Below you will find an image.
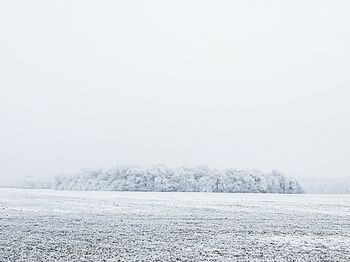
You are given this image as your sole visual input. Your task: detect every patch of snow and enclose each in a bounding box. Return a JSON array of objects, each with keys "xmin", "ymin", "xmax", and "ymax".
[{"xmin": 0, "ymin": 189, "xmax": 349, "ymax": 261}]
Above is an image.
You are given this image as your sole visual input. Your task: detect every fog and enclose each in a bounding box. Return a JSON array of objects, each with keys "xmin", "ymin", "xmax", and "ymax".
[{"xmin": 1, "ymin": 1, "xmax": 349, "ymax": 185}]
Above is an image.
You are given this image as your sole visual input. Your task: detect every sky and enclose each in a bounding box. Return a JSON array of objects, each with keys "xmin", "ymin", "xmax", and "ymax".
[{"xmin": 1, "ymin": 0, "xmax": 349, "ymax": 184}]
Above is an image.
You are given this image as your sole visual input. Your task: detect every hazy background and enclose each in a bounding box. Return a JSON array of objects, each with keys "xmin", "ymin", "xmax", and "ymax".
[{"xmin": 1, "ymin": 1, "xmax": 349, "ymax": 187}]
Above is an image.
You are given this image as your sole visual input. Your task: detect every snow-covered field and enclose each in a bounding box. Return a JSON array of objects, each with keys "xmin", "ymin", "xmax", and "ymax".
[{"xmin": 0, "ymin": 189, "xmax": 349, "ymax": 261}]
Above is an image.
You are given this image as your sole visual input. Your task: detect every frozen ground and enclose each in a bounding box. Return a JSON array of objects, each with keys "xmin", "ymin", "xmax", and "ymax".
[{"xmin": 0, "ymin": 189, "xmax": 349, "ymax": 261}]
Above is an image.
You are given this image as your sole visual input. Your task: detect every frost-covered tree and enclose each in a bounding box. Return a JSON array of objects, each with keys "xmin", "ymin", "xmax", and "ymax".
[{"xmin": 20, "ymin": 165, "xmax": 303, "ymax": 193}]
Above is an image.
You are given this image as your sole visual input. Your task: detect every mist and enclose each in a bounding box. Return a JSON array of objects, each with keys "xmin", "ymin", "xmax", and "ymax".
[{"xmin": 1, "ymin": 1, "xmax": 349, "ymax": 188}]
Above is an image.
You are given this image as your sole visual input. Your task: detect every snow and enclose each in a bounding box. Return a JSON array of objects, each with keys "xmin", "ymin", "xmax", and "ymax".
[
  {"xmin": 1, "ymin": 189, "xmax": 349, "ymax": 261},
  {"xmin": 18, "ymin": 165, "xmax": 304, "ymax": 193}
]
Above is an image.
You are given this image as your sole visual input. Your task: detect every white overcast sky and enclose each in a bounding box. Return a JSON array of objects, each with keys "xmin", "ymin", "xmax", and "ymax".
[{"xmin": 1, "ymin": 1, "xmax": 349, "ymax": 182}]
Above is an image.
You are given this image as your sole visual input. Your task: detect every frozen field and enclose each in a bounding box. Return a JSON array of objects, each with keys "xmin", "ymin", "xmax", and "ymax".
[{"xmin": 0, "ymin": 189, "xmax": 349, "ymax": 261}]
